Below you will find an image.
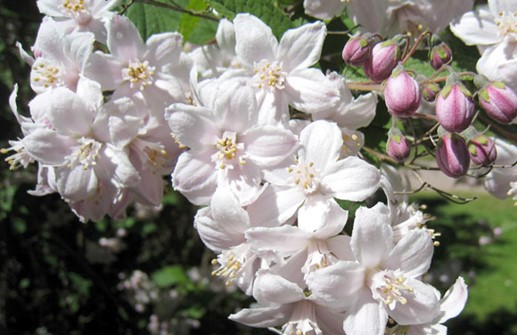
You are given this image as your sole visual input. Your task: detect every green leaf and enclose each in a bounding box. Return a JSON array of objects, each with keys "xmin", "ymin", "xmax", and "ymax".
[
  {"xmin": 126, "ymin": 0, "xmax": 185, "ymax": 40},
  {"xmin": 204, "ymin": 0, "xmax": 294, "ymax": 38},
  {"xmin": 152, "ymin": 265, "xmax": 189, "ymax": 288},
  {"xmin": 179, "ymin": 1, "xmax": 218, "ymax": 44}
]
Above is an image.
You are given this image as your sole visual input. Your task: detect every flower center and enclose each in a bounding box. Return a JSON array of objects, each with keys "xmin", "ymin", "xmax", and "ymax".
[
  {"xmin": 303, "ymin": 240, "xmax": 337, "ymax": 275},
  {"xmin": 31, "ymin": 60, "xmax": 63, "ymax": 90},
  {"xmin": 211, "ymin": 246, "xmax": 254, "ymax": 287},
  {"xmin": 342, "ymin": 132, "xmax": 363, "ymax": 156},
  {"xmin": 282, "ymin": 301, "xmax": 323, "ymax": 335},
  {"xmin": 372, "ymin": 270, "xmax": 414, "ymax": 310},
  {"xmin": 63, "ymin": 0, "xmax": 85, "ymax": 12},
  {"xmin": 122, "ymin": 60, "xmax": 156, "ymax": 90},
  {"xmin": 495, "ymin": 11, "xmax": 517, "ymax": 36},
  {"xmin": 253, "ymin": 60, "xmax": 286, "ymax": 91},
  {"xmin": 287, "ymin": 159, "xmax": 319, "ymax": 194},
  {"xmin": 65, "ymin": 137, "xmax": 102, "ymax": 170},
  {"xmin": 1, "ymin": 140, "xmax": 33, "ymax": 170},
  {"xmin": 212, "ymin": 131, "xmax": 246, "ymax": 170}
]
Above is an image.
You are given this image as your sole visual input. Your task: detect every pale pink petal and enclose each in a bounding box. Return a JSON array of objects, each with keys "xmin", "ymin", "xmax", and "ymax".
[
  {"xmin": 246, "ymin": 225, "xmax": 310, "ymax": 257},
  {"xmin": 437, "ymin": 277, "xmax": 468, "ymax": 323},
  {"xmin": 321, "ymin": 157, "xmax": 380, "ymax": 201},
  {"xmin": 55, "ymin": 166, "xmax": 98, "ymax": 201},
  {"xmin": 213, "ymin": 81, "xmax": 257, "ymax": 132},
  {"xmin": 255, "ymin": 88, "xmax": 290, "ymax": 126},
  {"xmin": 253, "ymin": 269, "xmax": 305, "ymax": 305},
  {"xmin": 242, "ymin": 126, "xmax": 298, "ymax": 167},
  {"xmin": 234, "ymin": 13, "xmax": 277, "ymax": 66},
  {"xmin": 300, "ymin": 120, "xmax": 342, "ymax": 171},
  {"xmin": 246, "ymin": 184, "xmax": 306, "ymax": 226},
  {"xmin": 106, "ymin": 15, "xmax": 144, "ymax": 61},
  {"xmin": 229, "ymin": 305, "xmax": 291, "ymax": 328},
  {"xmin": 211, "ymin": 186, "xmax": 251, "ymax": 234},
  {"xmin": 315, "ymin": 305, "xmax": 346, "ymax": 335},
  {"xmin": 450, "ymin": 7, "xmax": 500, "ymax": 45},
  {"xmin": 307, "ymin": 261, "xmax": 365, "ymax": 311},
  {"xmin": 172, "ymin": 151, "xmax": 217, "ymax": 206},
  {"xmin": 297, "ymin": 194, "xmax": 331, "ymax": 233},
  {"xmin": 303, "ymin": 0, "xmax": 346, "ymax": 20},
  {"xmin": 220, "ymin": 161, "xmax": 262, "ymax": 205},
  {"xmin": 165, "ymin": 104, "xmax": 219, "ymax": 150},
  {"xmin": 277, "ymin": 21, "xmax": 326, "ymax": 71},
  {"xmin": 285, "ymin": 68, "xmax": 340, "ymax": 113},
  {"xmin": 383, "ymin": 230, "xmax": 434, "ymax": 278},
  {"xmin": 194, "ymin": 208, "xmax": 245, "ymax": 252},
  {"xmin": 388, "ymin": 278, "xmax": 440, "ymax": 325},
  {"xmin": 311, "ymin": 198, "xmax": 348, "ymax": 239},
  {"xmin": 84, "ymin": 52, "xmax": 124, "ymax": 90},
  {"xmin": 343, "ymin": 288, "xmax": 388, "ymax": 335},
  {"xmin": 145, "ymin": 32, "xmax": 182, "ymax": 68},
  {"xmin": 351, "ymin": 205, "xmax": 393, "ymax": 269},
  {"xmin": 23, "ymin": 129, "xmax": 74, "ymax": 165},
  {"xmin": 45, "ymin": 88, "xmax": 94, "ymax": 136}
]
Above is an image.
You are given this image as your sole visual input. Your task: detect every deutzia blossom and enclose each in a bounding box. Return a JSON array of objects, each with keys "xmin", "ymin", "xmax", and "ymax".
[
  {"xmin": 166, "ymin": 79, "xmax": 299, "ymax": 205},
  {"xmin": 251, "ymin": 120, "xmax": 380, "ymax": 230},
  {"xmin": 36, "ymin": 0, "xmax": 118, "ymax": 43},
  {"xmin": 231, "ymin": 14, "xmax": 339, "ymax": 125},
  {"xmin": 450, "ymin": 0, "xmax": 517, "ymax": 91},
  {"xmin": 85, "ymin": 15, "xmax": 192, "ymax": 113},
  {"xmin": 19, "ymin": 18, "xmax": 94, "ymax": 94},
  {"xmin": 307, "ymin": 203, "xmax": 440, "ymax": 335},
  {"xmin": 484, "ymin": 138, "xmax": 517, "ymax": 204}
]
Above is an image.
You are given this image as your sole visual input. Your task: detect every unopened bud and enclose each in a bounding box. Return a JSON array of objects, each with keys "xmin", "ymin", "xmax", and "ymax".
[
  {"xmin": 384, "ymin": 66, "xmax": 421, "ymax": 117},
  {"xmin": 422, "ymin": 83, "xmax": 440, "ymax": 102},
  {"xmin": 435, "ymin": 133, "xmax": 470, "ymax": 178},
  {"xmin": 468, "ymin": 135, "xmax": 497, "ymax": 167},
  {"xmin": 429, "ymin": 42, "xmax": 453, "ymax": 70},
  {"xmin": 363, "ymin": 40, "xmax": 401, "ymax": 83},
  {"xmin": 342, "ymin": 34, "xmax": 372, "ymax": 66},
  {"xmin": 387, "ymin": 131, "xmax": 411, "ymax": 162},
  {"xmin": 478, "ymin": 81, "xmax": 517, "ymax": 124},
  {"xmin": 435, "ymin": 82, "xmax": 475, "ymax": 133}
]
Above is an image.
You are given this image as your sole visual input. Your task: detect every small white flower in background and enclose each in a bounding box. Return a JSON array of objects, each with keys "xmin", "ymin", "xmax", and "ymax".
[
  {"xmin": 451, "ymin": 0, "xmax": 517, "ymax": 91},
  {"xmin": 484, "ymin": 138, "xmax": 517, "ymax": 204},
  {"xmin": 36, "ymin": 0, "xmax": 119, "ymax": 43}
]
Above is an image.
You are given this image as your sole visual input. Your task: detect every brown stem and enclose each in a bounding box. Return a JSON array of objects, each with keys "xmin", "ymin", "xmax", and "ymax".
[
  {"xmin": 401, "ymin": 30, "xmax": 430, "ymax": 65},
  {"xmin": 136, "ymin": 0, "xmax": 219, "ymax": 21}
]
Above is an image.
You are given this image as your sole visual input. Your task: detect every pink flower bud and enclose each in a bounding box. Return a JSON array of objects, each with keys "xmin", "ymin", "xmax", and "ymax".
[
  {"xmin": 387, "ymin": 133, "xmax": 411, "ymax": 162},
  {"xmin": 468, "ymin": 135, "xmax": 497, "ymax": 167},
  {"xmin": 342, "ymin": 34, "xmax": 372, "ymax": 66},
  {"xmin": 384, "ymin": 68, "xmax": 421, "ymax": 117},
  {"xmin": 429, "ymin": 42, "xmax": 453, "ymax": 70},
  {"xmin": 435, "ymin": 83, "xmax": 475, "ymax": 133},
  {"xmin": 435, "ymin": 133, "xmax": 470, "ymax": 178},
  {"xmin": 478, "ymin": 81, "xmax": 517, "ymax": 124},
  {"xmin": 422, "ymin": 83, "xmax": 440, "ymax": 102},
  {"xmin": 363, "ymin": 40, "xmax": 400, "ymax": 83}
]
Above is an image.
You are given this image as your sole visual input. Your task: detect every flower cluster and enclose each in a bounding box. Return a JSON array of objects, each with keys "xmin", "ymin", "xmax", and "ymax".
[{"xmin": 12, "ymin": 0, "xmax": 517, "ymax": 334}]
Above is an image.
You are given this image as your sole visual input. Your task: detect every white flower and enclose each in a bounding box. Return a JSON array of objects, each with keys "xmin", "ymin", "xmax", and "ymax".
[
  {"xmin": 166, "ymin": 79, "xmax": 299, "ymax": 205},
  {"xmin": 303, "ymin": 0, "xmax": 347, "ymax": 20},
  {"xmin": 250, "ymin": 120, "xmax": 380, "ymax": 231},
  {"xmin": 232, "ymin": 14, "xmax": 340, "ymax": 125},
  {"xmin": 36, "ymin": 0, "xmax": 118, "ymax": 43},
  {"xmin": 307, "ymin": 203, "xmax": 440, "ymax": 335},
  {"xmin": 450, "ymin": 0, "xmax": 517, "ymax": 91},
  {"xmin": 85, "ymin": 15, "xmax": 192, "ymax": 113},
  {"xmin": 484, "ymin": 138, "xmax": 517, "ymax": 203}
]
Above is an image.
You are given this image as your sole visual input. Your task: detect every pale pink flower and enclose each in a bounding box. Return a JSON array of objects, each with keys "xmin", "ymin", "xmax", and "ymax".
[
  {"xmin": 166, "ymin": 79, "xmax": 299, "ymax": 205},
  {"xmin": 36, "ymin": 0, "xmax": 118, "ymax": 43},
  {"xmin": 231, "ymin": 14, "xmax": 340, "ymax": 125},
  {"xmin": 307, "ymin": 204, "xmax": 440, "ymax": 335}
]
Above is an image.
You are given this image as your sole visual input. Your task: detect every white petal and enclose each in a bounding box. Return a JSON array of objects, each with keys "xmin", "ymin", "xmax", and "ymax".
[
  {"xmin": 311, "ymin": 198, "xmax": 348, "ymax": 239},
  {"xmin": 383, "ymin": 229, "xmax": 434, "ymax": 278},
  {"xmin": 343, "ymin": 287, "xmax": 388, "ymax": 335},
  {"xmin": 450, "ymin": 7, "xmax": 500, "ymax": 46},
  {"xmin": 389, "ymin": 279, "xmax": 440, "ymax": 325},
  {"xmin": 307, "ymin": 261, "xmax": 365, "ymax": 311},
  {"xmin": 303, "ymin": 0, "xmax": 347, "ymax": 20},
  {"xmin": 229, "ymin": 305, "xmax": 291, "ymax": 328},
  {"xmin": 246, "ymin": 225, "xmax": 310, "ymax": 258},
  {"xmin": 253, "ymin": 269, "xmax": 305, "ymax": 305},
  {"xmin": 211, "ymin": 186, "xmax": 251, "ymax": 233},
  {"xmin": 145, "ymin": 32, "xmax": 182, "ymax": 68},
  {"xmin": 106, "ymin": 15, "xmax": 144, "ymax": 61},
  {"xmin": 172, "ymin": 151, "xmax": 217, "ymax": 206},
  {"xmin": 285, "ymin": 68, "xmax": 340, "ymax": 113},
  {"xmin": 246, "ymin": 185, "xmax": 306, "ymax": 226},
  {"xmin": 351, "ymin": 205, "xmax": 393, "ymax": 269},
  {"xmin": 84, "ymin": 52, "xmax": 124, "ymax": 90},
  {"xmin": 44, "ymin": 88, "xmax": 93, "ymax": 136},
  {"xmin": 23, "ymin": 129, "xmax": 73, "ymax": 165},
  {"xmin": 300, "ymin": 120, "xmax": 342, "ymax": 171},
  {"xmin": 297, "ymin": 194, "xmax": 331, "ymax": 233},
  {"xmin": 195, "ymin": 208, "xmax": 244, "ymax": 252},
  {"xmin": 277, "ymin": 21, "xmax": 326, "ymax": 71},
  {"xmin": 321, "ymin": 157, "xmax": 380, "ymax": 201},
  {"xmin": 213, "ymin": 81, "xmax": 257, "ymax": 132},
  {"xmin": 242, "ymin": 126, "xmax": 298, "ymax": 167},
  {"xmin": 437, "ymin": 276, "xmax": 468, "ymax": 323},
  {"xmin": 234, "ymin": 13, "xmax": 277, "ymax": 66},
  {"xmin": 165, "ymin": 104, "xmax": 219, "ymax": 150},
  {"xmin": 55, "ymin": 166, "xmax": 98, "ymax": 201}
]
